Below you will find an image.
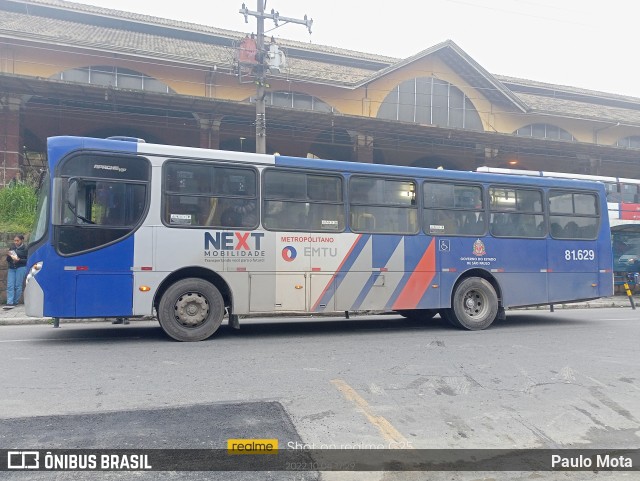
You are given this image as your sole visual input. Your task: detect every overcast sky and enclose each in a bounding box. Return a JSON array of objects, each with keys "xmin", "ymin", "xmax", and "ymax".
[{"xmin": 75, "ymin": 0, "xmax": 640, "ymax": 98}]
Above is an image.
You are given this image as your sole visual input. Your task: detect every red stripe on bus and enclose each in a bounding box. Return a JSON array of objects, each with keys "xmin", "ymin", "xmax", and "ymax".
[
  {"xmin": 392, "ymin": 239, "xmax": 436, "ymax": 310},
  {"xmin": 311, "ymin": 234, "xmax": 362, "ymax": 311}
]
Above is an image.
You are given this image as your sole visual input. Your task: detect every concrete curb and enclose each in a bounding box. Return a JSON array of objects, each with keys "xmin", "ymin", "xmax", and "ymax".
[
  {"xmin": 0, "ymin": 317, "xmax": 154, "ymax": 326},
  {"xmin": 515, "ymin": 301, "xmax": 635, "ymax": 310}
]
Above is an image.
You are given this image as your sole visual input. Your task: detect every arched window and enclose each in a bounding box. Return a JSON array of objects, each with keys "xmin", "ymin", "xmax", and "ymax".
[
  {"xmin": 514, "ymin": 124, "xmax": 574, "ymax": 141},
  {"xmin": 377, "ymin": 77, "xmax": 483, "ymax": 130},
  {"xmin": 259, "ymin": 91, "xmax": 334, "ymax": 112},
  {"xmin": 616, "ymin": 136, "xmax": 640, "ymax": 149},
  {"xmin": 52, "ymin": 66, "xmax": 174, "ymax": 94}
]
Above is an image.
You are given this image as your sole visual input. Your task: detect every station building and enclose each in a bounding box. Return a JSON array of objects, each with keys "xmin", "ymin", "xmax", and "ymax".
[{"xmin": 2, "ymin": 0, "xmax": 640, "ymax": 187}]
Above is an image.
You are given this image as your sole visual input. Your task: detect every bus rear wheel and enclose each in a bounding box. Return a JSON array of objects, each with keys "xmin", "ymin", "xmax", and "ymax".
[
  {"xmin": 158, "ymin": 278, "xmax": 224, "ymax": 341},
  {"xmin": 445, "ymin": 277, "xmax": 498, "ymax": 330}
]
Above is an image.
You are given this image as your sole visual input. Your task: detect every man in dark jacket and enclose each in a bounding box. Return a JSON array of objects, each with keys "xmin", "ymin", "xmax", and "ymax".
[{"xmin": 4, "ymin": 234, "xmax": 27, "ymax": 309}]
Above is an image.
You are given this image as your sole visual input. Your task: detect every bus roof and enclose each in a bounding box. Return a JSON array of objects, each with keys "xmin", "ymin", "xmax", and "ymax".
[
  {"xmin": 48, "ymin": 136, "xmax": 276, "ymax": 166},
  {"xmin": 47, "ymin": 136, "xmax": 605, "ymax": 192},
  {"xmin": 477, "ymin": 165, "xmax": 640, "ymax": 186},
  {"xmin": 278, "ymin": 156, "xmax": 606, "ymax": 191}
]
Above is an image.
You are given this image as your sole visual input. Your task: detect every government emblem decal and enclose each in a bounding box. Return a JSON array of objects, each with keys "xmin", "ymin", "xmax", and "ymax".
[{"xmin": 473, "ymin": 239, "xmax": 486, "ymax": 257}]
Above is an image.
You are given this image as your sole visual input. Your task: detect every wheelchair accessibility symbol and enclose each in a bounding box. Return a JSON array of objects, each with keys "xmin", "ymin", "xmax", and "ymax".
[{"xmin": 439, "ymin": 240, "xmax": 450, "ymax": 252}]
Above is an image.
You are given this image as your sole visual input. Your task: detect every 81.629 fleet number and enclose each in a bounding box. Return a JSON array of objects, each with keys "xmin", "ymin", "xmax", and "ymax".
[{"xmin": 564, "ymin": 249, "xmax": 595, "ymax": 261}]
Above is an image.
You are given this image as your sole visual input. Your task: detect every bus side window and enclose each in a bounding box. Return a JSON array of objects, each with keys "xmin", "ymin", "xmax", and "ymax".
[
  {"xmin": 354, "ymin": 212, "xmax": 376, "ymax": 231},
  {"xmin": 423, "ymin": 182, "xmax": 483, "ymax": 237},
  {"xmin": 461, "ymin": 212, "xmax": 484, "ymax": 235},
  {"xmin": 550, "ymin": 222, "xmax": 562, "ymax": 237},
  {"xmin": 350, "ymin": 211, "xmax": 375, "ymax": 232},
  {"xmin": 491, "ymin": 213, "xmax": 512, "ymax": 236},
  {"xmin": 581, "ymin": 223, "xmax": 597, "ymax": 238},
  {"xmin": 563, "ymin": 221, "xmax": 579, "ymax": 238},
  {"xmin": 312, "ymin": 204, "xmax": 343, "ymax": 231},
  {"xmin": 438, "ymin": 211, "xmax": 457, "ymax": 235},
  {"xmin": 203, "ymin": 198, "xmax": 219, "ymax": 226},
  {"xmin": 517, "ymin": 214, "xmax": 538, "ymax": 237},
  {"xmin": 218, "ymin": 169, "xmax": 258, "ymax": 228},
  {"xmin": 220, "ymin": 199, "xmax": 257, "ymax": 228}
]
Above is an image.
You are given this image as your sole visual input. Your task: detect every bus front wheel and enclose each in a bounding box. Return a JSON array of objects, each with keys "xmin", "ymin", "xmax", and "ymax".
[
  {"xmin": 445, "ymin": 277, "xmax": 498, "ymax": 330},
  {"xmin": 158, "ymin": 278, "xmax": 225, "ymax": 341}
]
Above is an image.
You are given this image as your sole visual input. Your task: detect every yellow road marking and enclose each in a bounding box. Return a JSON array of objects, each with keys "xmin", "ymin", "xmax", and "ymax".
[{"xmin": 331, "ymin": 378, "xmax": 412, "ymax": 448}]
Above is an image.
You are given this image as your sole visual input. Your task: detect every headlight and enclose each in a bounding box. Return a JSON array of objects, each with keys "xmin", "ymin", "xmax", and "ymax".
[{"xmin": 25, "ymin": 261, "xmax": 43, "ymax": 285}]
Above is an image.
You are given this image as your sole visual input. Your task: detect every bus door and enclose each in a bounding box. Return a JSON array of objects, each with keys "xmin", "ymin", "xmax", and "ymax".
[
  {"xmin": 246, "ymin": 229, "xmax": 312, "ymax": 312},
  {"xmin": 250, "ymin": 232, "xmax": 310, "ymax": 312},
  {"xmin": 484, "ymin": 187, "xmax": 548, "ymax": 307},
  {"xmin": 547, "ymin": 190, "xmax": 601, "ymax": 303},
  {"xmin": 53, "ymin": 155, "xmax": 150, "ymax": 318}
]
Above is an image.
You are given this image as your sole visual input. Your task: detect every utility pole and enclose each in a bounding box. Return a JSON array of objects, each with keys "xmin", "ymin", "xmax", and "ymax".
[{"xmin": 239, "ymin": 1, "xmax": 312, "ymax": 154}]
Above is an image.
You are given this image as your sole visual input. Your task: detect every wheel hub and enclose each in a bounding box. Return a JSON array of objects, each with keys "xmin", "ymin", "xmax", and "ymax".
[
  {"xmin": 463, "ymin": 291, "xmax": 484, "ymax": 317},
  {"xmin": 186, "ymin": 304, "xmax": 198, "ymax": 316},
  {"xmin": 465, "ymin": 297, "xmax": 476, "ymax": 309},
  {"xmin": 174, "ymin": 292, "xmax": 209, "ymax": 327}
]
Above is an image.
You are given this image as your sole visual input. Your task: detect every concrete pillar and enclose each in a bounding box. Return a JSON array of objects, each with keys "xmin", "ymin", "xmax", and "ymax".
[
  {"xmin": 352, "ymin": 132, "xmax": 373, "ymax": 163},
  {"xmin": 0, "ymin": 96, "xmax": 22, "ymax": 187},
  {"xmin": 197, "ymin": 115, "xmax": 223, "ymax": 150}
]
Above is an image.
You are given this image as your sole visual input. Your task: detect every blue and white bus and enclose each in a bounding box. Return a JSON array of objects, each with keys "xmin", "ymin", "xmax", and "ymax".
[{"xmin": 25, "ymin": 136, "xmax": 614, "ymax": 341}]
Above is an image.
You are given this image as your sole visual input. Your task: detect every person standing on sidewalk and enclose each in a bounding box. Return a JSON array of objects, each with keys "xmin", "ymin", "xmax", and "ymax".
[{"xmin": 4, "ymin": 234, "xmax": 27, "ymax": 310}]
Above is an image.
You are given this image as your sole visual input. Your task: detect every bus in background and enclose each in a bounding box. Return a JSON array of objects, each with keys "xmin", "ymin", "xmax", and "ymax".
[
  {"xmin": 24, "ymin": 136, "xmax": 613, "ymax": 341},
  {"xmin": 477, "ymin": 166, "xmax": 640, "ymax": 291}
]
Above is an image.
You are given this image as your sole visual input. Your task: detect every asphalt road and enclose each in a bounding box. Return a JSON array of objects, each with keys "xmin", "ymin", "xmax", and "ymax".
[{"xmin": 1, "ymin": 309, "xmax": 639, "ymax": 480}]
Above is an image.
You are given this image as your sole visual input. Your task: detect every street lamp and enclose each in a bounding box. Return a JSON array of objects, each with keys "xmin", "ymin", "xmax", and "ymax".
[{"xmin": 239, "ymin": 137, "xmax": 246, "ymax": 152}]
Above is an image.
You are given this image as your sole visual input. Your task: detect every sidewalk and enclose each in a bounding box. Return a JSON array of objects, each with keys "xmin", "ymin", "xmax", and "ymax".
[
  {"xmin": 1, "ymin": 296, "xmax": 638, "ymax": 326},
  {"xmin": 0, "ymin": 304, "xmax": 77, "ymax": 326}
]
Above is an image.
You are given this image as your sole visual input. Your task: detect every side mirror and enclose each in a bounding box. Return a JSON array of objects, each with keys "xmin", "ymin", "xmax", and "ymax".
[{"xmin": 66, "ymin": 178, "xmax": 80, "ymax": 209}]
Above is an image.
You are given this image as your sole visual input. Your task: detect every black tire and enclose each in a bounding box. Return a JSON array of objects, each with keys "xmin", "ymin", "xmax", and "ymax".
[
  {"xmin": 397, "ymin": 309, "xmax": 437, "ymax": 321},
  {"xmin": 439, "ymin": 308, "xmax": 457, "ymax": 326},
  {"xmin": 158, "ymin": 278, "xmax": 225, "ymax": 341},
  {"xmin": 447, "ymin": 277, "xmax": 498, "ymax": 330}
]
